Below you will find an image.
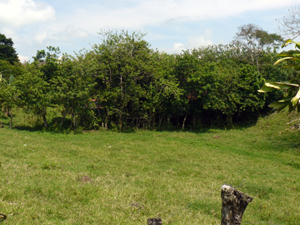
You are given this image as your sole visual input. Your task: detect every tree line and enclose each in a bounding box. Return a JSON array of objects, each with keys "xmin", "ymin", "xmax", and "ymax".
[{"xmin": 0, "ymin": 25, "xmax": 295, "ymax": 130}]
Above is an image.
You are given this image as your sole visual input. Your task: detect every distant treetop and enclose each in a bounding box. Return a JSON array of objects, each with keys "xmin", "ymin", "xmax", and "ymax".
[{"xmin": 0, "ymin": 33, "xmax": 19, "ymax": 65}]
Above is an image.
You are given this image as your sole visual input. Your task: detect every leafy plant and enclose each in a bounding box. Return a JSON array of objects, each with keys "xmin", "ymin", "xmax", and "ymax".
[{"xmin": 258, "ymin": 40, "xmax": 300, "ymax": 112}]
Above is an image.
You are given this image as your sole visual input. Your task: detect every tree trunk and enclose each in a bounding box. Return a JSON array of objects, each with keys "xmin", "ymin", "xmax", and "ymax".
[
  {"xmin": 136, "ymin": 118, "xmax": 139, "ymax": 130},
  {"xmin": 119, "ymin": 113, "xmax": 123, "ymax": 130},
  {"xmin": 137, "ymin": 117, "xmax": 141, "ymax": 130},
  {"xmin": 226, "ymin": 115, "xmax": 233, "ymax": 129},
  {"xmin": 128, "ymin": 118, "xmax": 135, "ymax": 128},
  {"xmin": 221, "ymin": 184, "xmax": 253, "ymax": 225},
  {"xmin": 9, "ymin": 109, "xmax": 13, "ymax": 129},
  {"xmin": 159, "ymin": 116, "xmax": 163, "ymax": 127},
  {"xmin": 3, "ymin": 108, "xmax": 9, "ymax": 117},
  {"xmin": 105, "ymin": 110, "xmax": 109, "ymax": 131},
  {"xmin": 151, "ymin": 116, "xmax": 155, "ymax": 128},
  {"xmin": 193, "ymin": 116, "xmax": 196, "ymax": 130},
  {"xmin": 182, "ymin": 113, "xmax": 187, "ymax": 130},
  {"xmin": 250, "ymin": 49, "xmax": 254, "ymax": 66},
  {"xmin": 72, "ymin": 113, "xmax": 77, "ymax": 128},
  {"xmin": 167, "ymin": 116, "xmax": 170, "ymax": 125},
  {"xmin": 42, "ymin": 112, "xmax": 48, "ymax": 127},
  {"xmin": 105, "ymin": 114, "xmax": 109, "ymax": 131},
  {"xmin": 60, "ymin": 108, "xmax": 68, "ymax": 127}
]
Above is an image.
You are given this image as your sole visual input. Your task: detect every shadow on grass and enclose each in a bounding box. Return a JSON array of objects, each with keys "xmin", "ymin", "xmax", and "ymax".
[
  {"xmin": 4, "ymin": 121, "xmax": 254, "ymax": 135},
  {"xmin": 2, "ymin": 117, "xmax": 82, "ymax": 135},
  {"xmin": 13, "ymin": 124, "xmax": 84, "ymax": 135}
]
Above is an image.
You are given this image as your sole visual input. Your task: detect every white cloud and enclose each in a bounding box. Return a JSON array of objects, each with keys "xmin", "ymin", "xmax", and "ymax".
[
  {"xmin": 52, "ymin": 26, "xmax": 89, "ymax": 42},
  {"xmin": 61, "ymin": 0, "xmax": 300, "ymax": 31},
  {"xmin": 2, "ymin": 0, "xmax": 299, "ymax": 60},
  {"xmin": 1, "ymin": 27, "xmax": 16, "ymax": 39},
  {"xmin": 204, "ymin": 28, "xmax": 213, "ymax": 38},
  {"xmin": 35, "ymin": 31, "xmax": 47, "ymax": 44},
  {"xmin": 18, "ymin": 55, "xmax": 29, "ymax": 62},
  {"xmin": 164, "ymin": 35, "xmax": 213, "ymax": 54},
  {"xmin": 172, "ymin": 43, "xmax": 185, "ymax": 53},
  {"xmin": 0, "ymin": 0, "xmax": 55, "ymax": 27},
  {"xmin": 187, "ymin": 36, "xmax": 213, "ymax": 48}
]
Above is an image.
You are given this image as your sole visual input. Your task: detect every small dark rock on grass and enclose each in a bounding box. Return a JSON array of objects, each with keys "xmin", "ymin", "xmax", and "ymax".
[{"xmin": 79, "ymin": 176, "xmax": 93, "ymax": 183}]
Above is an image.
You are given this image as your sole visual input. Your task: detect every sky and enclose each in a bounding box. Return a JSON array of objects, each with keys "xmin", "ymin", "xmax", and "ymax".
[{"xmin": 0, "ymin": 0, "xmax": 299, "ymax": 62}]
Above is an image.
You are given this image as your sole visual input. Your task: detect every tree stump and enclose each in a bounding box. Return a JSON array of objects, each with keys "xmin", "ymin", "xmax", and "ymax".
[
  {"xmin": 221, "ymin": 184, "xmax": 253, "ymax": 225},
  {"xmin": 0, "ymin": 213, "xmax": 7, "ymax": 222},
  {"xmin": 147, "ymin": 218, "xmax": 162, "ymax": 225}
]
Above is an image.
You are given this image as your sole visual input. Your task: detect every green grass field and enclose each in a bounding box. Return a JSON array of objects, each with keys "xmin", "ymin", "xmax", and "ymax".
[{"xmin": 0, "ymin": 111, "xmax": 300, "ymax": 224}]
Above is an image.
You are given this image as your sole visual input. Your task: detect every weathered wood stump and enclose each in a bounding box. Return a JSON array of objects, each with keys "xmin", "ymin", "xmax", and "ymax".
[
  {"xmin": 147, "ymin": 218, "xmax": 162, "ymax": 225},
  {"xmin": 0, "ymin": 213, "xmax": 7, "ymax": 222},
  {"xmin": 221, "ymin": 184, "xmax": 253, "ymax": 225}
]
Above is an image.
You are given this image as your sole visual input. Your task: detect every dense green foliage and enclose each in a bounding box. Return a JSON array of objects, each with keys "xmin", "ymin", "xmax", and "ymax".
[
  {"xmin": 0, "ymin": 33, "xmax": 19, "ymax": 65},
  {"xmin": 0, "ymin": 29, "xmax": 293, "ymax": 130}
]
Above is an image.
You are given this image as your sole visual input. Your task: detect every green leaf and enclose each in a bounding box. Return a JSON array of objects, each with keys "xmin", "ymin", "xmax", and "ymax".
[
  {"xmin": 258, "ymin": 85, "xmax": 277, "ymax": 93},
  {"xmin": 277, "ymin": 97, "xmax": 293, "ymax": 103},
  {"xmin": 277, "ymin": 53, "xmax": 293, "ymax": 57},
  {"xmin": 269, "ymin": 101, "xmax": 288, "ymax": 108},
  {"xmin": 9, "ymin": 74, "xmax": 15, "ymax": 85},
  {"xmin": 291, "ymin": 89, "xmax": 300, "ymax": 106},
  {"xmin": 282, "ymin": 64, "xmax": 300, "ymax": 69},
  {"xmin": 274, "ymin": 57, "xmax": 294, "ymax": 66},
  {"xmin": 269, "ymin": 101, "xmax": 290, "ymax": 111},
  {"xmin": 282, "ymin": 39, "xmax": 300, "ymax": 49},
  {"xmin": 258, "ymin": 82, "xmax": 298, "ymax": 93}
]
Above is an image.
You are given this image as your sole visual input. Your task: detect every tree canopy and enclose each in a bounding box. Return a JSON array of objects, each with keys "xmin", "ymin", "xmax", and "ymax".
[
  {"xmin": 0, "ymin": 33, "xmax": 19, "ymax": 65},
  {"xmin": 0, "ymin": 26, "xmax": 292, "ymax": 130}
]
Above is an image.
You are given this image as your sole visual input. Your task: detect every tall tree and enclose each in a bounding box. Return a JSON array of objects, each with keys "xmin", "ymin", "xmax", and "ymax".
[
  {"xmin": 51, "ymin": 51, "xmax": 95, "ymax": 128},
  {"xmin": 15, "ymin": 47, "xmax": 61, "ymax": 127},
  {"xmin": 32, "ymin": 46, "xmax": 61, "ymax": 82},
  {"xmin": 0, "ymin": 74, "xmax": 19, "ymax": 128},
  {"xmin": 92, "ymin": 30, "xmax": 155, "ymax": 130},
  {"xmin": 15, "ymin": 64, "xmax": 51, "ymax": 127},
  {"xmin": 233, "ymin": 24, "xmax": 283, "ymax": 70},
  {"xmin": 0, "ymin": 33, "xmax": 19, "ymax": 65},
  {"xmin": 277, "ymin": 6, "xmax": 300, "ymax": 40},
  {"xmin": 175, "ymin": 50, "xmax": 215, "ymax": 129},
  {"xmin": 0, "ymin": 59, "xmax": 23, "ymax": 125}
]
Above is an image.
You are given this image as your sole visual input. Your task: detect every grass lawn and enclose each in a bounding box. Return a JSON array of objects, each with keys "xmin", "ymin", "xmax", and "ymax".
[{"xmin": 0, "ymin": 111, "xmax": 300, "ymax": 224}]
